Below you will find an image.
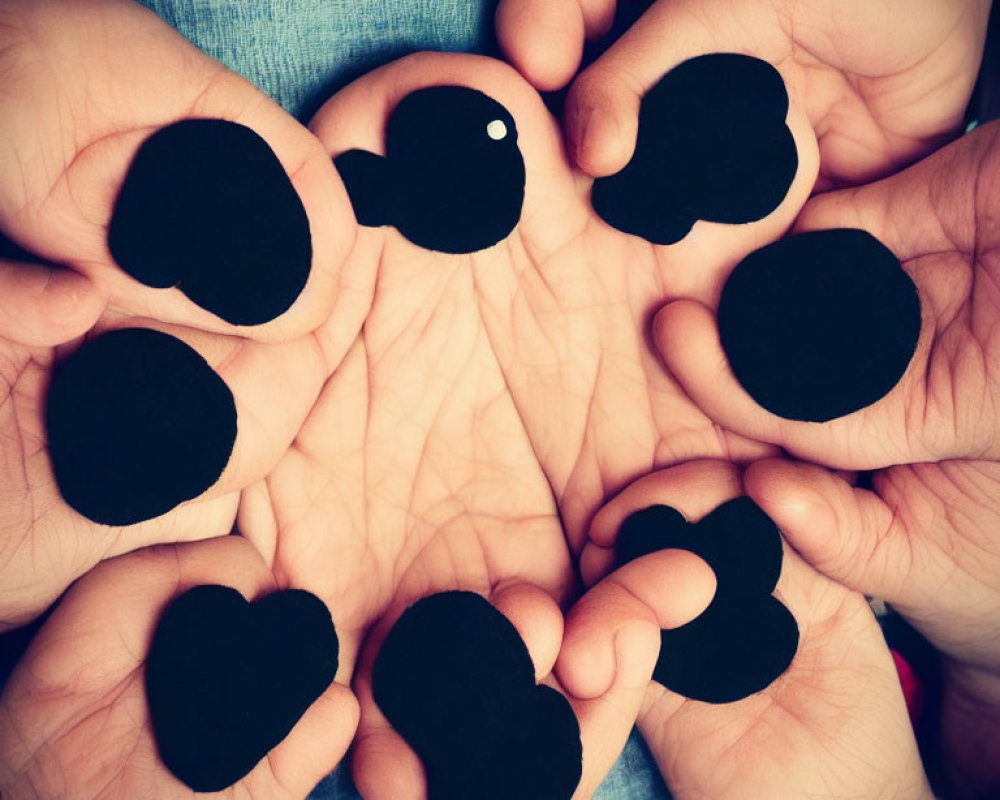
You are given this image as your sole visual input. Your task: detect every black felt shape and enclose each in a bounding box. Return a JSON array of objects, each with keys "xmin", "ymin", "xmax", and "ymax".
[
  {"xmin": 45, "ymin": 328, "xmax": 236, "ymax": 526},
  {"xmin": 108, "ymin": 118, "xmax": 312, "ymax": 326},
  {"xmin": 334, "ymin": 86, "xmax": 526, "ymax": 254},
  {"xmin": 146, "ymin": 585, "xmax": 339, "ymax": 793},
  {"xmin": 372, "ymin": 591, "xmax": 582, "ymax": 800},
  {"xmin": 591, "ymin": 53, "xmax": 797, "ymax": 245},
  {"xmin": 617, "ymin": 498, "xmax": 799, "ymax": 703},
  {"xmin": 717, "ymin": 228, "xmax": 921, "ymax": 422}
]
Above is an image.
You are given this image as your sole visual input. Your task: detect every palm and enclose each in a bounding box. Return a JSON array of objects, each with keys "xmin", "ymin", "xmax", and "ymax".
[
  {"xmin": 863, "ymin": 460, "xmax": 1000, "ymax": 673},
  {"xmin": 0, "ymin": 312, "xmax": 338, "ymax": 632},
  {"xmin": 0, "ymin": 538, "xmax": 357, "ymax": 800},
  {"xmin": 657, "ymin": 121, "xmax": 1000, "ymax": 472},
  {"xmin": 0, "ymin": 0, "xmax": 367, "ymax": 630},
  {"xmin": 525, "ymin": 0, "xmax": 990, "ymax": 187},
  {"xmin": 745, "ymin": 0, "xmax": 989, "ymax": 185},
  {"xmin": 0, "ymin": 0, "xmax": 355, "ymax": 341},
  {"xmin": 571, "ymin": 462, "xmax": 931, "ymax": 800},
  {"xmin": 640, "ymin": 552, "xmax": 924, "ymax": 800},
  {"xmin": 302, "ymin": 52, "xmax": 815, "ymax": 558}
]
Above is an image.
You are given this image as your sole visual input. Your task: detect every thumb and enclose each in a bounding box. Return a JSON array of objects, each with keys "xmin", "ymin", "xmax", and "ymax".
[
  {"xmin": 744, "ymin": 458, "xmax": 913, "ymax": 605},
  {"xmin": 0, "ymin": 251, "xmax": 106, "ymax": 346},
  {"xmin": 495, "ymin": 0, "xmax": 616, "ymax": 91}
]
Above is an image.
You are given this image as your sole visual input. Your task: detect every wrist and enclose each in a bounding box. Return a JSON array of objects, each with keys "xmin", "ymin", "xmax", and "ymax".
[{"xmin": 939, "ymin": 659, "xmax": 1000, "ymax": 799}]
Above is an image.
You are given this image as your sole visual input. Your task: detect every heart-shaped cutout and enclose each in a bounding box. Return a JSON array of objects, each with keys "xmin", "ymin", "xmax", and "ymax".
[
  {"xmin": 617, "ymin": 497, "xmax": 799, "ymax": 703},
  {"xmin": 146, "ymin": 585, "xmax": 339, "ymax": 792},
  {"xmin": 592, "ymin": 53, "xmax": 797, "ymax": 245},
  {"xmin": 373, "ymin": 591, "xmax": 582, "ymax": 800}
]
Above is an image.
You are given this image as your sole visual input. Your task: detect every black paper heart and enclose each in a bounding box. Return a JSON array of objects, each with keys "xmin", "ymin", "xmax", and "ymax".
[
  {"xmin": 108, "ymin": 119, "xmax": 312, "ymax": 326},
  {"xmin": 335, "ymin": 86, "xmax": 526, "ymax": 254},
  {"xmin": 717, "ymin": 228, "xmax": 921, "ymax": 422},
  {"xmin": 617, "ymin": 498, "xmax": 799, "ymax": 703},
  {"xmin": 373, "ymin": 591, "xmax": 582, "ymax": 800},
  {"xmin": 146, "ymin": 585, "xmax": 339, "ymax": 792},
  {"xmin": 592, "ymin": 53, "xmax": 797, "ymax": 245}
]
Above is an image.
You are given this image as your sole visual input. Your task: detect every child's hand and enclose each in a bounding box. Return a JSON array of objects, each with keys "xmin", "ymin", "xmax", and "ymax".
[
  {"xmin": 562, "ymin": 459, "xmax": 934, "ymax": 800},
  {"xmin": 0, "ymin": 537, "xmax": 358, "ymax": 800},
  {"xmin": 654, "ymin": 121, "xmax": 1000, "ymax": 472},
  {"xmin": 497, "ymin": 0, "xmax": 989, "ymax": 188},
  {"xmin": 746, "ymin": 456, "xmax": 1000, "ymax": 799}
]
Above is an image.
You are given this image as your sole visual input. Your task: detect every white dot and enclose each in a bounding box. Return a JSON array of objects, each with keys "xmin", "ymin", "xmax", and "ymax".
[{"xmin": 486, "ymin": 119, "xmax": 508, "ymax": 141}]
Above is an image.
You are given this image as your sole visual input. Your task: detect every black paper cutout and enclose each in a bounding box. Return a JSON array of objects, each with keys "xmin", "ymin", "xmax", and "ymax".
[
  {"xmin": 717, "ymin": 228, "xmax": 921, "ymax": 422},
  {"xmin": 617, "ymin": 498, "xmax": 799, "ymax": 703},
  {"xmin": 592, "ymin": 53, "xmax": 797, "ymax": 245},
  {"xmin": 108, "ymin": 119, "xmax": 312, "ymax": 326},
  {"xmin": 45, "ymin": 328, "xmax": 236, "ymax": 526},
  {"xmin": 335, "ymin": 86, "xmax": 526, "ymax": 254},
  {"xmin": 373, "ymin": 591, "xmax": 582, "ymax": 800},
  {"xmin": 146, "ymin": 585, "xmax": 339, "ymax": 792}
]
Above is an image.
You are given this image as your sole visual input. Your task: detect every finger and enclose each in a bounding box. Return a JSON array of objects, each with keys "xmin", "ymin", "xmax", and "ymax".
[
  {"xmin": 492, "ymin": 581, "xmax": 565, "ymax": 681},
  {"xmin": 588, "ymin": 459, "xmax": 742, "ymax": 552},
  {"xmin": 78, "ymin": 316, "xmax": 325, "ymax": 504},
  {"xmin": 0, "ymin": 0, "xmax": 355, "ymax": 343},
  {"xmin": 495, "ymin": 0, "xmax": 588, "ymax": 91},
  {"xmin": 16, "ymin": 536, "xmax": 274, "ymax": 691},
  {"xmin": 0, "ymin": 258, "xmax": 106, "ymax": 347},
  {"xmin": 352, "ymin": 696, "xmax": 427, "ymax": 800},
  {"xmin": 558, "ymin": 549, "xmax": 716, "ymax": 701},
  {"xmin": 582, "ymin": 459, "xmax": 742, "ymax": 587},
  {"xmin": 264, "ymin": 681, "xmax": 360, "ymax": 798},
  {"xmin": 652, "ymin": 299, "xmax": 789, "ymax": 446},
  {"xmin": 558, "ymin": 549, "xmax": 715, "ymax": 800},
  {"xmin": 565, "ymin": 0, "xmax": 790, "ymax": 176},
  {"xmin": 744, "ymin": 458, "xmax": 912, "ymax": 606},
  {"xmin": 795, "ymin": 121, "xmax": 997, "ymax": 261},
  {"xmin": 652, "ymin": 299, "xmax": 917, "ymax": 470},
  {"xmin": 352, "ymin": 587, "xmax": 566, "ymax": 800}
]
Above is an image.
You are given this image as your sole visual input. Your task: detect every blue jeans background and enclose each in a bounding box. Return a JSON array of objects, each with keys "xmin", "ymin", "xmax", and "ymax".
[{"xmin": 128, "ymin": 1, "xmax": 673, "ymax": 798}]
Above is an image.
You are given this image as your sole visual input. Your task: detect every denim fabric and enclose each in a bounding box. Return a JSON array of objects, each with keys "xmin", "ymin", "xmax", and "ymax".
[
  {"xmin": 307, "ymin": 728, "xmax": 673, "ymax": 800},
  {"xmin": 127, "ymin": 2, "xmax": 672, "ymax": 798},
  {"xmin": 134, "ymin": 0, "xmax": 502, "ymax": 121}
]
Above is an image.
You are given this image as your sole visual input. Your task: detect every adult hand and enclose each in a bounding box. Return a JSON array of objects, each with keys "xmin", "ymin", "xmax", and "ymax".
[
  {"xmin": 0, "ymin": 0, "xmax": 368, "ymax": 630},
  {"xmin": 562, "ymin": 459, "xmax": 934, "ymax": 800},
  {"xmin": 746, "ymin": 456, "xmax": 1000, "ymax": 799},
  {"xmin": 655, "ymin": 121, "xmax": 1000, "ymax": 471},
  {"xmin": 497, "ymin": 0, "xmax": 989, "ymax": 188},
  {"xmin": 0, "ymin": 536, "xmax": 358, "ymax": 800}
]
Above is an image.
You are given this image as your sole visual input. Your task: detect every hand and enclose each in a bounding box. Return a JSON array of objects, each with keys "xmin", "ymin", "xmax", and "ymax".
[
  {"xmin": 0, "ymin": 0, "xmax": 368, "ymax": 630},
  {"xmin": 561, "ymin": 459, "xmax": 934, "ymax": 800},
  {"xmin": 653, "ymin": 121, "xmax": 1000, "ymax": 471},
  {"xmin": 240, "ymin": 49, "xmax": 805, "ymax": 798},
  {"xmin": 745, "ymin": 456, "xmax": 1000, "ymax": 799},
  {"xmin": 0, "ymin": 536, "xmax": 358, "ymax": 800},
  {"xmin": 497, "ymin": 0, "xmax": 989, "ymax": 188}
]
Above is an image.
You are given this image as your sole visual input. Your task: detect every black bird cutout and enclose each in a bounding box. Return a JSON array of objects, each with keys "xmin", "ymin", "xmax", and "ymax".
[
  {"xmin": 617, "ymin": 498, "xmax": 799, "ymax": 703},
  {"xmin": 335, "ymin": 86, "xmax": 526, "ymax": 254},
  {"xmin": 592, "ymin": 53, "xmax": 798, "ymax": 245}
]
